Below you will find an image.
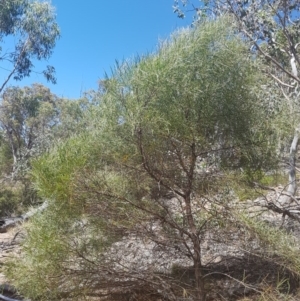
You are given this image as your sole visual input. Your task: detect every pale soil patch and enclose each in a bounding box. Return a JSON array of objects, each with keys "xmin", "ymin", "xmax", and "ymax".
[{"xmin": 0, "ymin": 227, "xmax": 23, "ymax": 285}]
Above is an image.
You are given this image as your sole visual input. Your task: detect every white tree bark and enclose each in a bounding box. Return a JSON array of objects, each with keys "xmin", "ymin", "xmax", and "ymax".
[
  {"xmin": 280, "ymin": 127, "xmax": 300, "ymax": 205},
  {"xmin": 0, "ymin": 201, "xmax": 48, "ymax": 233},
  {"xmin": 276, "ymin": 53, "xmax": 300, "ymax": 207}
]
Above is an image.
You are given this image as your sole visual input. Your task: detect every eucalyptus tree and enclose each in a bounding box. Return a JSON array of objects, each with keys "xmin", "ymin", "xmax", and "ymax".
[
  {"xmin": 0, "ymin": 84, "xmax": 93, "ymax": 178},
  {"xmin": 0, "ymin": 84, "xmax": 59, "ymax": 177},
  {"xmin": 6, "ymin": 18, "xmax": 281, "ymax": 301},
  {"xmin": 0, "ymin": 85, "xmax": 95, "ymax": 217},
  {"xmin": 0, "ymin": 0, "xmax": 60, "ymax": 93}
]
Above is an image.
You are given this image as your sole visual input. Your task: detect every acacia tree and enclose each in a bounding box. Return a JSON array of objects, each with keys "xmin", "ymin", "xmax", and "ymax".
[
  {"xmin": 0, "ymin": 0, "xmax": 60, "ymax": 93},
  {"xmin": 5, "ymin": 18, "xmax": 282, "ymax": 301},
  {"xmin": 173, "ymin": 0, "xmax": 300, "ymax": 211}
]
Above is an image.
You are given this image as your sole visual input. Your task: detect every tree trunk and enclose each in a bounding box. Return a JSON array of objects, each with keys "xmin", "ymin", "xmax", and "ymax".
[
  {"xmin": 193, "ymin": 237, "xmax": 205, "ymax": 301},
  {"xmin": 185, "ymin": 195, "xmax": 206, "ymax": 301},
  {"xmin": 280, "ymin": 127, "xmax": 299, "ymax": 205}
]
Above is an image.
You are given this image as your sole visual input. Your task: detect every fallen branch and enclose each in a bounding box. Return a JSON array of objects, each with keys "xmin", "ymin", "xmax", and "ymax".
[
  {"xmin": 0, "ymin": 284, "xmax": 23, "ymax": 301},
  {"xmin": 0, "ymin": 201, "xmax": 48, "ymax": 233},
  {"xmin": 0, "ymin": 294, "xmax": 22, "ymax": 301}
]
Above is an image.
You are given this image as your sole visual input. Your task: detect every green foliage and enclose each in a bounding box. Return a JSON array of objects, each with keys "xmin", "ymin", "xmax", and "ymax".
[
  {"xmin": 0, "ymin": 84, "xmax": 60, "ymax": 176},
  {"xmin": 174, "ymin": 0, "xmax": 300, "ymax": 56},
  {"xmin": 32, "ymin": 133, "xmax": 92, "ymax": 201},
  {"xmin": 0, "ymin": 180, "xmax": 38, "ymax": 216},
  {"xmin": 0, "ymin": 84, "xmax": 96, "ymax": 215},
  {"xmin": 0, "ymin": 84, "xmax": 92, "ymax": 176},
  {"xmin": 0, "ymin": 87, "xmax": 91, "ymax": 219},
  {"xmin": 173, "ymin": 1, "xmax": 300, "ymax": 112},
  {"xmin": 226, "ymin": 171, "xmax": 286, "ymax": 202},
  {"xmin": 0, "ymin": 131, "xmax": 13, "ymax": 175},
  {"xmin": 7, "ymin": 17, "xmax": 283, "ymax": 300},
  {"xmin": 5, "ymin": 182, "xmax": 124, "ymax": 300},
  {"xmin": 53, "ymin": 97, "xmax": 92, "ymax": 140},
  {"xmin": 0, "ymin": 0, "xmax": 60, "ymax": 91},
  {"xmin": 259, "ymin": 173, "xmax": 287, "ymax": 187},
  {"xmin": 239, "ymin": 213, "xmax": 300, "ymax": 276},
  {"xmin": 0, "ymin": 188, "xmax": 19, "ymax": 216}
]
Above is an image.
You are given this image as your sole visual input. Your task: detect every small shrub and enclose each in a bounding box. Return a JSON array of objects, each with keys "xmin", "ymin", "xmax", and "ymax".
[{"xmin": 0, "ymin": 189, "xmax": 19, "ymax": 217}]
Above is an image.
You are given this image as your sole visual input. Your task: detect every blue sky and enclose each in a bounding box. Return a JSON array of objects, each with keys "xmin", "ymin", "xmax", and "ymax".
[{"xmin": 0, "ymin": 1, "xmax": 193, "ymax": 99}]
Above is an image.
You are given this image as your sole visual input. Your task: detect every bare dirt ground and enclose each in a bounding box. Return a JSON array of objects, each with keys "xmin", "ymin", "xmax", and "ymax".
[
  {"xmin": 0, "ymin": 226, "xmax": 24, "ymax": 300},
  {"xmin": 0, "ymin": 186, "xmax": 299, "ymax": 301}
]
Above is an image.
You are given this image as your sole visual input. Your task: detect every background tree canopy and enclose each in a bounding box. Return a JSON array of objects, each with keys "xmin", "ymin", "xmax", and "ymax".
[
  {"xmin": 0, "ymin": 83, "xmax": 95, "ymax": 218},
  {"xmin": 0, "ymin": 0, "xmax": 60, "ymax": 93}
]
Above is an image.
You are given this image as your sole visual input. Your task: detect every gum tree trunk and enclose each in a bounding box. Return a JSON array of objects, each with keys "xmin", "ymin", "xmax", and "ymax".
[{"xmin": 280, "ymin": 127, "xmax": 299, "ymax": 205}]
